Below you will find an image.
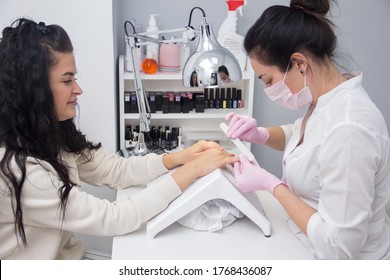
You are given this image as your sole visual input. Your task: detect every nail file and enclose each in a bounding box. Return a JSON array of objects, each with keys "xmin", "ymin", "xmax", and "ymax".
[{"xmin": 220, "ymin": 122, "xmax": 255, "ymax": 162}]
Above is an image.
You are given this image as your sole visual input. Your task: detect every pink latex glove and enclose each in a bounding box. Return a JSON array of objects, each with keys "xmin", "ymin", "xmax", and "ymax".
[
  {"xmin": 234, "ymin": 154, "xmax": 285, "ymax": 195},
  {"xmin": 225, "ymin": 113, "xmax": 269, "ymax": 145}
]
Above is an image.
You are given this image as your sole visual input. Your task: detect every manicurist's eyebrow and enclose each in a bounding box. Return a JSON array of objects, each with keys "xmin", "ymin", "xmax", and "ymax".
[{"xmin": 62, "ymin": 71, "xmax": 76, "ymax": 76}]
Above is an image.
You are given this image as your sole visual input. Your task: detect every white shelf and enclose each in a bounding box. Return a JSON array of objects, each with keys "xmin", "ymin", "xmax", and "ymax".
[
  {"xmin": 124, "ymin": 71, "xmax": 182, "ymax": 80},
  {"xmin": 123, "ymin": 69, "xmax": 253, "ymax": 81},
  {"xmin": 118, "ymin": 55, "xmax": 255, "ymax": 149},
  {"xmin": 124, "ymin": 108, "xmax": 248, "ymax": 120}
]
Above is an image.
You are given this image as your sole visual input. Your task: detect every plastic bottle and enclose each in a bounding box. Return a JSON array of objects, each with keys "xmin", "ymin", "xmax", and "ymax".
[
  {"xmin": 142, "ymin": 50, "xmax": 158, "ymax": 74},
  {"xmin": 146, "ymin": 14, "xmax": 160, "ymax": 63},
  {"xmin": 217, "ymin": 0, "xmax": 247, "ymax": 71},
  {"xmin": 125, "ymin": 41, "xmax": 143, "ymax": 72}
]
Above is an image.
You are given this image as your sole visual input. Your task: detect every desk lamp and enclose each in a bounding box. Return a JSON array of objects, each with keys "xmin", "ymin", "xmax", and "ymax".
[{"xmin": 124, "ymin": 7, "xmax": 242, "ymax": 156}]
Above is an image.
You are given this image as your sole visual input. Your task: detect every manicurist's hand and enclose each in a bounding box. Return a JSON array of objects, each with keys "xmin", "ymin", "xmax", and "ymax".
[
  {"xmin": 162, "ymin": 140, "xmax": 222, "ymax": 169},
  {"xmin": 234, "ymin": 154, "xmax": 286, "ymax": 195},
  {"xmin": 171, "ymin": 147, "xmax": 239, "ymax": 191},
  {"xmin": 225, "ymin": 113, "xmax": 269, "ymax": 145}
]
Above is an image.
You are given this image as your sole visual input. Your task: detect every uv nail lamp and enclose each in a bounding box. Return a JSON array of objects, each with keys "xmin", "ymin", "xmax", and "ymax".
[{"xmin": 146, "ymin": 122, "xmax": 271, "ymax": 239}]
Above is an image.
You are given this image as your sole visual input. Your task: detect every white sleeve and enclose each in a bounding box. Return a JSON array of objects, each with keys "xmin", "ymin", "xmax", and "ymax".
[
  {"xmin": 22, "ymin": 161, "xmax": 182, "ymax": 236},
  {"xmin": 307, "ymin": 123, "xmax": 379, "ymax": 259},
  {"xmin": 76, "ymin": 148, "xmax": 169, "ymax": 189},
  {"xmin": 280, "ymin": 123, "xmax": 293, "ymax": 146},
  {"xmin": 280, "ymin": 118, "xmax": 301, "ymax": 150}
]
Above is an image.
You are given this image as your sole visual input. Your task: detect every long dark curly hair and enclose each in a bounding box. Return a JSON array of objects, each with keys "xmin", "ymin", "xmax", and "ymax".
[{"xmin": 0, "ymin": 18, "xmax": 101, "ymax": 245}]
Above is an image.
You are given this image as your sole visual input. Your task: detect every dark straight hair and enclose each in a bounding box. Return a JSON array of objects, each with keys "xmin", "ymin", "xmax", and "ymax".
[{"xmin": 244, "ymin": 0, "xmax": 337, "ymax": 72}]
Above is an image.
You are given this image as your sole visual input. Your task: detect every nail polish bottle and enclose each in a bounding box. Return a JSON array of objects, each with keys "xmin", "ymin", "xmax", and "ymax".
[
  {"xmin": 237, "ymin": 89, "xmax": 243, "ymax": 108},
  {"xmin": 124, "ymin": 91, "xmax": 131, "ymax": 113},
  {"xmin": 159, "ymin": 127, "xmax": 166, "ymax": 149},
  {"xmin": 195, "ymin": 94, "xmax": 205, "ymax": 113},
  {"xmin": 171, "ymin": 127, "xmax": 178, "ymax": 149},
  {"xmin": 125, "ymin": 125, "xmax": 132, "ymax": 148},
  {"xmin": 177, "ymin": 127, "xmax": 183, "ymax": 148},
  {"xmin": 215, "ymin": 88, "xmax": 221, "ymax": 109},
  {"xmin": 203, "ymin": 88, "xmax": 209, "ymax": 109},
  {"xmin": 228, "ymin": 88, "xmax": 237, "ymax": 109},
  {"xmin": 151, "ymin": 126, "xmax": 159, "ymax": 150},
  {"xmin": 232, "ymin": 88, "xmax": 238, "ymax": 109},
  {"xmin": 208, "ymin": 88, "xmax": 214, "ymax": 109},
  {"xmin": 162, "ymin": 92, "xmax": 169, "ymax": 114},
  {"xmin": 165, "ymin": 130, "xmax": 172, "ymax": 150},
  {"xmin": 221, "ymin": 88, "xmax": 227, "ymax": 109},
  {"xmin": 148, "ymin": 92, "xmax": 157, "ymax": 113},
  {"xmin": 187, "ymin": 92, "xmax": 194, "ymax": 111}
]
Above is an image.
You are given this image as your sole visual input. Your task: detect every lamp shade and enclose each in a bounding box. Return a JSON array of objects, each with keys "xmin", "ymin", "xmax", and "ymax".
[{"xmin": 182, "ymin": 19, "xmax": 242, "ymax": 87}]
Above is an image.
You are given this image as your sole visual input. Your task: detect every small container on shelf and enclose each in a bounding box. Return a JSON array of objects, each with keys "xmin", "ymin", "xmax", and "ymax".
[{"xmin": 142, "ymin": 50, "xmax": 158, "ymax": 74}]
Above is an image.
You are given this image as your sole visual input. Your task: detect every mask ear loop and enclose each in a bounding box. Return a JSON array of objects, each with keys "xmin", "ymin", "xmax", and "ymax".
[{"xmin": 282, "ymin": 61, "xmax": 291, "ymax": 82}]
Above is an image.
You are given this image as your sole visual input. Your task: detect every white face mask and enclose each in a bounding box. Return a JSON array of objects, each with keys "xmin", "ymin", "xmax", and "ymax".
[{"xmin": 264, "ymin": 63, "xmax": 313, "ymax": 110}]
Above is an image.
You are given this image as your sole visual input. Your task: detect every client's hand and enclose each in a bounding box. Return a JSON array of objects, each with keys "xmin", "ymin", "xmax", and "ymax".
[
  {"xmin": 163, "ymin": 140, "xmax": 222, "ymax": 169},
  {"xmin": 172, "ymin": 147, "xmax": 239, "ymax": 191}
]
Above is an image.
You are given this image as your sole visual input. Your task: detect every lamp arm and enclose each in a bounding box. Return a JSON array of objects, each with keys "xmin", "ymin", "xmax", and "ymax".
[
  {"xmin": 140, "ymin": 27, "xmax": 188, "ymax": 37},
  {"xmin": 127, "ymin": 36, "xmax": 151, "ymax": 133},
  {"xmin": 127, "ymin": 26, "xmax": 197, "ymax": 46}
]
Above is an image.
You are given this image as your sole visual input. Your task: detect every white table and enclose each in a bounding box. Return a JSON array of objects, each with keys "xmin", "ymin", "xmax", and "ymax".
[{"xmin": 112, "ymin": 184, "xmax": 314, "ymax": 260}]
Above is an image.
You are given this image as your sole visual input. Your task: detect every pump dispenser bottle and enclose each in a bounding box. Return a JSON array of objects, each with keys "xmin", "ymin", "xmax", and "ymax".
[
  {"xmin": 217, "ymin": 0, "xmax": 247, "ymax": 71},
  {"xmin": 146, "ymin": 14, "xmax": 160, "ymax": 63}
]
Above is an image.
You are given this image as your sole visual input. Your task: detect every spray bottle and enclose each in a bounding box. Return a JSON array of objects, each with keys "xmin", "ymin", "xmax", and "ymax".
[{"xmin": 217, "ymin": 0, "xmax": 247, "ymax": 71}]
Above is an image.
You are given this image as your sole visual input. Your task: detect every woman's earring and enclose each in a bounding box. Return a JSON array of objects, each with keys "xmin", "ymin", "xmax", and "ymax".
[{"xmin": 300, "ymin": 70, "xmax": 304, "ymax": 74}]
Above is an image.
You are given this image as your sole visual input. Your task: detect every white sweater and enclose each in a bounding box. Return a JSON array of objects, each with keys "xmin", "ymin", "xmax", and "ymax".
[{"xmin": 0, "ymin": 148, "xmax": 182, "ymax": 259}]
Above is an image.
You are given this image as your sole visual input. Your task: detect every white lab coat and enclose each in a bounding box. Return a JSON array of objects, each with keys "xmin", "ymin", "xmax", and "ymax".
[{"xmin": 281, "ymin": 72, "xmax": 390, "ymax": 259}]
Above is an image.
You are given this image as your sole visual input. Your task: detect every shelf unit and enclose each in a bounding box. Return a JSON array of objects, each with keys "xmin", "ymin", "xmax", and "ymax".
[{"xmin": 118, "ymin": 55, "xmax": 255, "ymax": 149}]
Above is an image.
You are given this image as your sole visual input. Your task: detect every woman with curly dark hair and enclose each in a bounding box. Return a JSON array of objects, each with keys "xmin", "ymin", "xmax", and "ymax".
[{"xmin": 0, "ymin": 18, "xmax": 238, "ymax": 259}]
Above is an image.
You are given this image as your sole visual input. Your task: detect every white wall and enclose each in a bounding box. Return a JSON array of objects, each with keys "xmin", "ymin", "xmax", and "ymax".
[{"xmin": 0, "ymin": 0, "xmax": 117, "ymax": 256}]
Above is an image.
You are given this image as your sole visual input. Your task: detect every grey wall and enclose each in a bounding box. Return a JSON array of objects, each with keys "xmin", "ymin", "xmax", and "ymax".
[{"xmin": 115, "ymin": 0, "xmax": 390, "ymax": 177}]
